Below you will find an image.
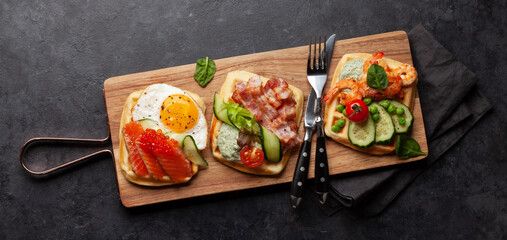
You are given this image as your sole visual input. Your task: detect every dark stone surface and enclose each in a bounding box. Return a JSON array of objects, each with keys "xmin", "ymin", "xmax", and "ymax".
[{"xmin": 1, "ymin": 0, "xmax": 506, "ymax": 239}]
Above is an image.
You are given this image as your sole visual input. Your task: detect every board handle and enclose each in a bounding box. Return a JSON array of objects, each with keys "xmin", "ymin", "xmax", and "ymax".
[{"xmin": 19, "ymin": 132, "xmax": 112, "ymax": 176}]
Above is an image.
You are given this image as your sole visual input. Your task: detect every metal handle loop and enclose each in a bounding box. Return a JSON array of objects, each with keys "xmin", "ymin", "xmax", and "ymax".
[{"xmin": 19, "ymin": 131, "xmax": 112, "ymax": 176}]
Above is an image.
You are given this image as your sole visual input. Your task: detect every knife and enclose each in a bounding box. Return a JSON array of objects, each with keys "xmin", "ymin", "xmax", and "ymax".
[
  {"xmin": 290, "ymin": 88, "xmax": 317, "ymax": 208},
  {"xmin": 314, "ymin": 34, "xmax": 336, "ymax": 204}
]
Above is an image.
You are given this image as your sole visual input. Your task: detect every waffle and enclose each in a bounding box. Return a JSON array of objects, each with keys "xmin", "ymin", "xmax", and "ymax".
[
  {"xmin": 210, "ymin": 71, "xmax": 303, "ymax": 175},
  {"xmin": 323, "ymin": 53, "xmax": 417, "ymax": 155},
  {"xmin": 118, "ymin": 89, "xmax": 203, "ymax": 186}
]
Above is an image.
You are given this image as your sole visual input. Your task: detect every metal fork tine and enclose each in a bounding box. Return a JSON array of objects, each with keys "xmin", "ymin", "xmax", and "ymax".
[
  {"xmin": 319, "ymin": 36, "xmax": 324, "ymax": 70},
  {"xmin": 323, "ymin": 35, "xmax": 327, "ymax": 70},
  {"xmin": 313, "ymin": 36, "xmax": 317, "ymax": 70},
  {"xmin": 308, "ymin": 35, "xmax": 330, "ymax": 71},
  {"xmin": 308, "ymin": 37, "xmax": 312, "ymax": 71}
]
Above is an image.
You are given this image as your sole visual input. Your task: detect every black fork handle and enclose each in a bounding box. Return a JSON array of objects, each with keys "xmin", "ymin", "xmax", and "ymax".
[
  {"xmin": 314, "ymin": 122, "xmax": 329, "ymax": 203},
  {"xmin": 290, "ymin": 128, "xmax": 313, "ymax": 208}
]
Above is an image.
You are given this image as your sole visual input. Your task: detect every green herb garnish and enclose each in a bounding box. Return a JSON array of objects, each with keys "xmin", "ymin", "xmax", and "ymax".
[
  {"xmin": 226, "ymin": 103, "xmax": 260, "ymax": 135},
  {"xmin": 366, "ymin": 64, "xmax": 388, "ymax": 90},
  {"xmin": 395, "ymin": 134, "xmax": 426, "ymax": 159},
  {"xmin": 193, "ymin": 57, "xmax": 216, "ymax": 87}
]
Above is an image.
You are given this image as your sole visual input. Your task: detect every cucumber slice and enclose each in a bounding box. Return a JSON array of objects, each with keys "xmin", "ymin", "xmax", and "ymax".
[
  {"xmin": 138, "ymin": 118, "xmax": 162, "ymax": 131},
  {"xmin": 137, "ymin": 118, "xmax": 185, "ymax": 146},
  {"xmin": 182, "ymin": 135, "xmax": 208, "ymax": 166},
  {"xmin": 168, "ymin": 134, "xmax": 186, "ymax": 147},
  {"xmin": 348, "ymin": 114, "xmax": 375, "ymax": 148},
  {"xmin": 213, "ymin": 93, "xmax": 232, "ymax": 125},
  {"xmin": 259, "ymin": 123, "xmax": 282, "ymax": 163},
  {"xmin": 370, "ymin": 102, "xmax": 395, "ymax": 144},
  {"xmin": 388, "ymin": 100, "xmax": 414, "ymax": 134}
]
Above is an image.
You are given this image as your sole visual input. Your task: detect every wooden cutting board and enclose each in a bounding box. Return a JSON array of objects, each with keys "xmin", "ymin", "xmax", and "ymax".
[{"xmin": 104, "ymin": 31, "xmax": 428, "ymax": 207}]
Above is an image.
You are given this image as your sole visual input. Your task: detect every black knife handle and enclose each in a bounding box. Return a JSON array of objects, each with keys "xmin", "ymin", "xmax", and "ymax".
[
  {"xmin": 315, "ymin": 125, "xmax": 329, "ymax": 197},
  {"xmin": 290, "ymin": 138, "xmax": 312, "ymax": 208}
]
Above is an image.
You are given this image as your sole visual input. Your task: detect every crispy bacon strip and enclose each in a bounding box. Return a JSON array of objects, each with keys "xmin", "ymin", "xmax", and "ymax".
[{"xmin": 232, "ymin": 77, "xmax": 302, "ymax": 150}]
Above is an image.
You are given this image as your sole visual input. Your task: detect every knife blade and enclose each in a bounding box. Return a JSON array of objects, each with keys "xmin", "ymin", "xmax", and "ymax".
[
  {"xmin": 290, "ymin": 88, "xmax": 316, "ymax": 208},
  {"xmin": 324, "ymin": 34, "xmax": 336, "ymax": 72},
  {"xmin": 314, "ymin": 34, "xmax": 336, "ymax": 204}
]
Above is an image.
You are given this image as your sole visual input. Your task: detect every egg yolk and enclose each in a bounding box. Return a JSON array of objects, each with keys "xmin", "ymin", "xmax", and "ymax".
[{"xmin": 160, "ymin": 94, "xmax": 199, "ymax": 133}]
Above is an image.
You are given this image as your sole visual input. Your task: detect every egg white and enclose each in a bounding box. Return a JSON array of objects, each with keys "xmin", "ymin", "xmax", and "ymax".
[{"xmin": 132, "ymin": 84, "xmax": 207, "ymax": 150}]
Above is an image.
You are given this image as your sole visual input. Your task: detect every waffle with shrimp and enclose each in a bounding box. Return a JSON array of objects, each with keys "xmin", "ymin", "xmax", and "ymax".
[{"xmin": 323, "ymin": 53, "xmax": 418, "ymax": 155}]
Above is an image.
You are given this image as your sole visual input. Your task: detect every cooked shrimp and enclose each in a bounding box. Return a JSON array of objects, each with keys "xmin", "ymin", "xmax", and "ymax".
[
  {"xmin": 335, "ymin": 79, "xmax": 363, "ymax": 105},
  {"xmin": 323, "ymin": 84, "xmax": 341, "ymax": 103},
  {"xmin": 361, "ymin": 76, "xmax": 403, "ymax": 101},
  {"xmin": 377, "ymin": 59, "xmax": 392, "ymax": 72},
  {"xmin": 359, "ymin": 72, "xmax": 403, "ymax": 101},
  {"xmin": 323, "ymin": 79, "xmax": 363, "ymax": 105},
  {"xmin": 363, "ymin": 52, "xmax": 385, "ymax": 73},
  {"xmin": 393, "ymin": 64, "xmax": 417, "ymax": 86}
]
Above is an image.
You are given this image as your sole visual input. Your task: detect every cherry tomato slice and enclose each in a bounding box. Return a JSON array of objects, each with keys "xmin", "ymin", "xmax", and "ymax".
[
  {"xmin": 240, "ymin": 146, "xmax": 264, "ymax": 168},
  {"xmin": 345, "ymin": 99, "xmax": 369, "ymax": 123}
]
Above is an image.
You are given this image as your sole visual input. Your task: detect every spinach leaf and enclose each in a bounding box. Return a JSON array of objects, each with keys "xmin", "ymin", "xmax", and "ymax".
[
  {"xmin": 366, "ymin": 64, "xmax": 388, "ymax": 90},
  {"xmin": 193, "ymin": 57, "xmax": 216, "ymax": 87},
  {"xmin": 395, "ymin": 134, "xmax": 426, "ymax": 159}
]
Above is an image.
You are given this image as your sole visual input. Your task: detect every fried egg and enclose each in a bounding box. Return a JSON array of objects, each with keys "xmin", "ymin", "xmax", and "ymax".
[{"xmin": 132, "ymin": 84, "xmax": 207, "ymax": 150}]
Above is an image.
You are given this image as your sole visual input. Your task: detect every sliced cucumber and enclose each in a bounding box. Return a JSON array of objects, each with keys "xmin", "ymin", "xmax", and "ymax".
[
  {"xmin": 138, "ymin": 118, "xmax": 162, "ymax": 131},
  {"xmin": 388, "ymin": 100, "xmax": 414, "ymax": 134},
  {"xmin": 137, "ymin": 118, "xmax": 185, "ymax": 146},
  {"xmin": 348, "ymin": 114, "xmax": 375, "ymax": 148},
  {"xmin": 168, "ymin": 134, "xmax": 186, "ymax": 147},
  {"xmin": 213, "ymin": 93, "xmax": 232, "ymax": 125},
  {"xmin": 370, "ymin": 103, "xmax": 395, "ymax": 144},
  {"xmin": 259, "ymin": 123, "xmax": 282, "ymax": 163},
  {"xmin": 182, "ymin": 135, "xmax": 208, "ymax": 166}
]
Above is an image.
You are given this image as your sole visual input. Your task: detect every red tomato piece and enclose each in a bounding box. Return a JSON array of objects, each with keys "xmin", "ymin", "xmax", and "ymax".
[
  {"xmin": 345, "ymin": 99, "xmax": 369, "ymax": 123},
  {"xmin": 240, "ymin": 146, "xmax": 264, "ymax": 168}
]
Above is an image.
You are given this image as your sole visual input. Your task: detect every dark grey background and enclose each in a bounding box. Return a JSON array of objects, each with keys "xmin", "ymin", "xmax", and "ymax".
[{"xmin": 1, "ymin": 0, "xmax": 506, "ymax": 239}]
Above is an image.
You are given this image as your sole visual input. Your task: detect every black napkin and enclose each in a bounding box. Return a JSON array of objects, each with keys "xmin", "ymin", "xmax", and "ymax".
[{"xmin": 307, "ymin": 25, "xmax": 492, "ymax": 217}]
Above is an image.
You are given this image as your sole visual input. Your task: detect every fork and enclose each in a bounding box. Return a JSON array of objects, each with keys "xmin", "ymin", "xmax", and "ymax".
[
  {"xmin": 307, "ymin": 36, "xmax": 330, "ymax": 204},
  {"xmin": 290, "ymin": 36, "xmax": 331, "ymax": 208}
]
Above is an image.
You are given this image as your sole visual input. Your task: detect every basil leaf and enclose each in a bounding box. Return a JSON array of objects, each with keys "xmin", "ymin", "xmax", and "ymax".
[
  {"xmin": 395, "ymin": 134, "xmax": 426, "ymax": 159},
  {"xmin": 366, "ymin": 64, "xmax": 388, "ymax": 90},
  {"xmin": 193, "ymin": 57, "xmax": 216, "ymax": 87}
]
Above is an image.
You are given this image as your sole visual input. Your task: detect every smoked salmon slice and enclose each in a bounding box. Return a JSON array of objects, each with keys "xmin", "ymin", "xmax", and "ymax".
[
  {"xmin": 124, "ymin": 122, "xmax": 192, "ymax": 182},
  {"xmin": 123, "ymin": 122, "xmax": 149, "ymax": 176},
  {"xmin": 151, "ymin": 133, "xmax": 192, "ymax": 183},
  {"xmin": 136, "ymin": 129, "xmax": 167, "ymax": 180}
]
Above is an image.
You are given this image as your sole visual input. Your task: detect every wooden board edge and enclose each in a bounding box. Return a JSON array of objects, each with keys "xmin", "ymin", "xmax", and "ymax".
[
  {"xmin": 102, "ymin": 31, "xmax": 412, "ymax": 88},
  {"xmin": 101, "ymin": 88, "xmax": 126, "ymax": 207}
]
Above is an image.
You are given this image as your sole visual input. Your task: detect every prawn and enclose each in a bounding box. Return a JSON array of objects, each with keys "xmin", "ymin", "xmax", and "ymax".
[
  {"xmin": 363, "ymin": 52, "xmax": 394, "ymax": 75},
  {"xmin": 322, "ymin": 79, "xmax": 363, "ymax": 105},
  {"xmin": 393, "ymin": 64, "xmax": 417, "ymax": 86},
  {"xmin": 359, "ymin": 73, "xmax": 403, "ymax": 101},
  {"xmin": 363, "ymin": 52, "xmax": 387, "ymax": 73}
]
